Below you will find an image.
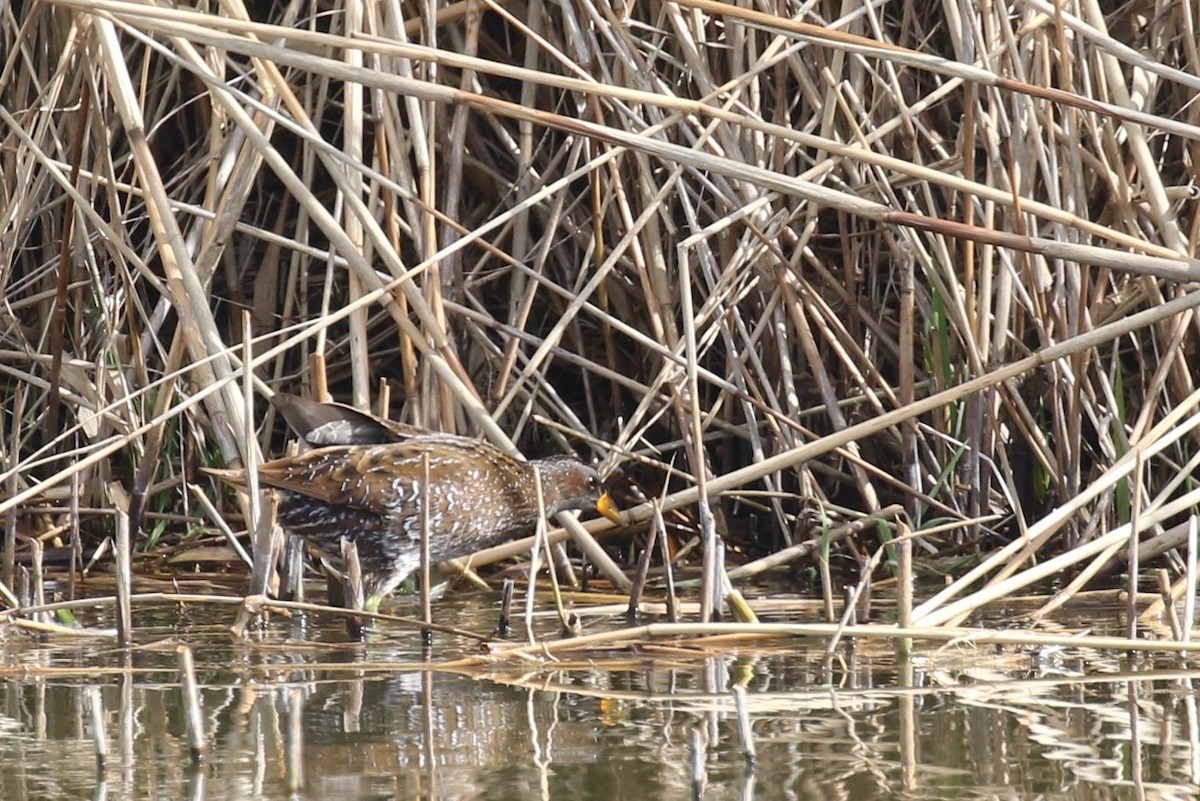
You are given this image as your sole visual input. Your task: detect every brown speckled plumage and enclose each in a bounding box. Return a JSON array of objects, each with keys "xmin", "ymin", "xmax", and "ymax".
[{"xmin": 207, "ymin": 395, "xmax": 617, "ymax": 609}]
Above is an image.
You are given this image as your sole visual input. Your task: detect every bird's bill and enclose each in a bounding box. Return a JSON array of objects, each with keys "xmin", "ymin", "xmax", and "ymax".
[{"xmin": 596, "ymin": 492, "xmax": 622, "ymax": 524}]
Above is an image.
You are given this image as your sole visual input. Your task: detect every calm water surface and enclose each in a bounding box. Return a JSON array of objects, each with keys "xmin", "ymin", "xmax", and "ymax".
[{"xmin": 1, "ymin": 593, "xmax": 1198, "ymax": 801}]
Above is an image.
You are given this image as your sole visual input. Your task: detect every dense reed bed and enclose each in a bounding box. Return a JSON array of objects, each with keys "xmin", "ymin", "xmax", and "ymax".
[{"xmin": 1, "ymin": 0, "xmax": 1199, "ymax": 642}]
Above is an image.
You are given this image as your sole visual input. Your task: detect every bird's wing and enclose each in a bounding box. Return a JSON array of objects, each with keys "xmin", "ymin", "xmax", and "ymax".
[
  {"xmin": 272, "ymin": 393, "xmax": 430, "ymax": 446},
  {"xmin": 254, "ymin": 437, "xmax": 518, "ymax": 518}
]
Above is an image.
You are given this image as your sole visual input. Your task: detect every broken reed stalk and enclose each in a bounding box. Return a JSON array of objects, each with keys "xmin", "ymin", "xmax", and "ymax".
[
  {"xmin": 420, "ymin": 451, "xmax": 432, "ymax": 643},
  {"xmin": 341, "ymin": 538, "xmax": 365, "ymax": 638},
  {"xmin": 537, "ymin": 494, "xmax": 574, "ymax": 637},
  {"xmin": 112, "ymin": 498, "xmax": 132, "ymax": 648},
  {"xmin": 678, "ymin": 252, "xmax": 717, "ymax": 624},
  {"xmin": 15, "ymin": 569, "xmax": 29, "ymax": 608},
  {"xmin": 341, "ymin": 0, "xmax": 370, "ymax": 413},
  {"xmin": 689, "ymin": 723, "xmax": 707, "ymax": 796},
  {"xmin": 1184, "ymin": 517, "xmax": 1198, "ymax": 643},
  {"xmin": 29, "ymin": 539, "xmax": 43, "ymax": 621},
  {"xmin": 241, "ymin": 316, "xmax": 274, "ymax": 611},
  {"xmin": 87, "ymin": 686, "xmax": 108, "ymax": 774},
  {"xmin": 3, "ymin": 386, "xmax": 23, "ymax": 592},
  {"xmin": 68, "ymin": 467, "xmax": 80, "ymax": 601},
  {"xmin": 231, "ymin": 328, "xmax": 277, "ymax": 638},
  {"xmin": 895, "ymin": 520, "xmax": 912, "ymax": 656},
  {"xmin": 1156, "ymin": 570, "xmax": 1184, "ymax": 641},
  {"xmin": 496, "ymin": 578, "xmax": 515, "ymax": 639},
  {"xmin": 653, "ymin": 503, "xmax": 678, "ymax": 624},
  {"xmin": 286, "ymin": 688, "xmax": 304, "ymax": 792},
  {"xmin": 1128, "ymin": 452, "xmax": 1144, "ymax": 641},
  {"xmin": 281, "ymin": 536, "xmax": 305, "ymax": 604},
  {"xmin": 731, "ymin": 684, "xmax": 756, "ymax": 768},
  {"xmin": 818, "ymin": 540, "xmax": 834, "ymax": 624},
  {"xmin": 231, "ymin": 493, "xmax": 280, "ymax": 638},
  {"xmin": 626, "ymin": 507, "xmax": 659, "ymax": 620},
  {"xmin": 523, "ymin": 465, "xmax": 547, "ymax": 645},
  {"xmin": 177, "ymin": 645, "xmax": 207, "ymax": 765}
]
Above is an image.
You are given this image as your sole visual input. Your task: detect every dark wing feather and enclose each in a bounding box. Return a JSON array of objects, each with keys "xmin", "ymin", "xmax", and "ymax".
[{"xmin": 272, "ymin": 393, "xmax": 429, "ymax": 446}]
